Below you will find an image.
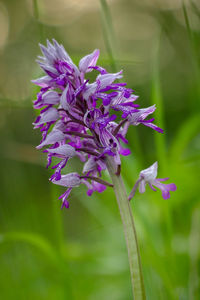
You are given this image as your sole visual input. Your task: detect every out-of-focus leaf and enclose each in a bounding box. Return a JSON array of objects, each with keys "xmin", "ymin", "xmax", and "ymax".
[
  {"xmin": 170, "ymin": 114, "xmax": 200, "ymax": 161},
  {"xmin": 0, "ymin": 231, "xmax": 59, "ymax": 265}
]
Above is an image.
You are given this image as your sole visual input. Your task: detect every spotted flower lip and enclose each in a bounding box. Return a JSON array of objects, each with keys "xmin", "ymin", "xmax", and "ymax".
[
  {"xmin": 32, "ymin": 39, "xmax": 175, "ymax": 209},
  {"xmin": 128, "ymin": 162, "xmax": 177, "ymax": 200}
]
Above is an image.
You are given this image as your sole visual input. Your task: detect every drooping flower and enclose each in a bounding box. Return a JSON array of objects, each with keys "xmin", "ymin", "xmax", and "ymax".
[
  {"xmin": 32, "ymin": 39, "xmax": 175, "ymax": 208},
  {"xmin": 128, "ymin": 162, "xmax": 177, "ymax": 200}
]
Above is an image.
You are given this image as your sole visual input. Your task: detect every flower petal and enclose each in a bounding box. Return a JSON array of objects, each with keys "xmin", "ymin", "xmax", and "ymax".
[
  {"xmin": 47, "ymin": 144, "xmax": 76, "ymax": 157},
  {"xmin": 37, "ymin": 130, "xmax": 65, "ymax": 149},
  {"xmin": 51, "ymin": 172, "xmax": 81, "ymax": 187},
  {"xmin": 140, "ymin": 162, "xmax": 158, "ymax": 182},
  {"xmin": 79, "ymin": 49, "xmax": 100, "ymax": 73}
]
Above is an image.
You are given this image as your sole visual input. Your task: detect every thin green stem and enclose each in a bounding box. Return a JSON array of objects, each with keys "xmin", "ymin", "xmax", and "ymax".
[
  {"xmin": 33, "ymin": 0, "xmax": 39, "ymax": 20},
  {"xmin": 33, "ymin": 0, "xmax": 45, "ymax": 43},
  {"xmin": 100, "ymin": 0, "xmax": 118, "ymax": 73},
  {"xmin": 106, "ymin": 157, "xmax": 146, "ymax": 300},
  {"xmin": 151, "ymin": 33, "xmax": 167, "ymax": 172},
  {"xmin": 182, "ymin": 1, "xmax": 200, "ymax": 108}
]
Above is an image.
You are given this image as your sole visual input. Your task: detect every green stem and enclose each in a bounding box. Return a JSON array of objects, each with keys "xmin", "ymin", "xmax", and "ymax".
[
  {"xmin": 151, "ymin": 32, "xmax": 167, "ymax": 172},
  {"xmin": 100, "ymin": 0, "xmax": 118, "ymax": 73},
  {"xmin": 33, "ymin": 0, "xmax": 45, "ymax": 43},
  {"xmin": 106, "ymin": 157, "xmax": 146, "ymax": 300}
]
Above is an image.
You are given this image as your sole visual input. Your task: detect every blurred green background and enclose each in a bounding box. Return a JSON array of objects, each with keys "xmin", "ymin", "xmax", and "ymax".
[{"xmin": 0, "ymin": 0, "xmax": 200, "ymax": 299}]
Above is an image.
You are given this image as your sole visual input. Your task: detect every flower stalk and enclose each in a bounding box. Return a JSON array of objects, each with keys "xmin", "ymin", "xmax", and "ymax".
[{"xmin": 106, "ymin": 157, "xmax": 146, "ymax": 300}]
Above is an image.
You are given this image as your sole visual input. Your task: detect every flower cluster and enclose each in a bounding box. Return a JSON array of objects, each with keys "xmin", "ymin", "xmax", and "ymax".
[{"xmin": 33, "ymin": 39, "xmax": 176, "ymax": 208}]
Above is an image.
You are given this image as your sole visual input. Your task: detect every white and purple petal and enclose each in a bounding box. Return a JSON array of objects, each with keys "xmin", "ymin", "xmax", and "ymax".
[
  {"xmin": 47, "ymin": 144, "xmax": 76, "ymax": 158},
  {"xmin": 42, "ymin": 91, "xmax": 60, "ymax": 105},
  {"xmin": 37, "ymin": 129, "xmax": 65, "ymax": 149},
  {"xmin": 79, "ymin": 49, "xmax": 100, "ymax": 73},
  {"xmin": 51, "ymin": 172, "xmax": 81, "ymax": 187},
  {"xmin": 33, "ymin": 107, "xmax": 59, "ymax": 126},
  {"xmin": 139, "ymin": 162, "xmax": 158, "ymax": 182}
]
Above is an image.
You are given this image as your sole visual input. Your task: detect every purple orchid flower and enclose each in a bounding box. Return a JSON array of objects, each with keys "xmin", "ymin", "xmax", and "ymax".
[
  {"xmin": 126, "ymin": 105, "xmax": 164, "ymax": 133},
  {"xmin": 128, "ymin": 162, "xmax": 177, "ymax": 200},
  {"xmin": 33, "ymin": 40, "xmax": 175, "ymax": 208}
]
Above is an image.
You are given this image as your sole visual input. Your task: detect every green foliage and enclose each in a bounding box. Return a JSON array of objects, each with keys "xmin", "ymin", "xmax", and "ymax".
[{"xmin": 0, "ymin": 0, "xmax": 200, "ymax": 299}]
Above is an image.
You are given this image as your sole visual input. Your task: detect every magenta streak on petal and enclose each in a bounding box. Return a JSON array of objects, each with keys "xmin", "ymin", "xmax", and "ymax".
[{"xmin": 88, "ymin": 65, "xmax": 107, "ymax": 74}]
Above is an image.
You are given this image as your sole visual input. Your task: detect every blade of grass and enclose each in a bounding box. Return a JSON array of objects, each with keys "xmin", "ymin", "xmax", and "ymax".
[
  {"xmin": 170, "ymin": 113, "xmax": 200, "ymax": 162},
  {"xmin": 0, "ymin": 231, "xmax": 58, "ymax": 264},
  {"xmin": 33, "ymin": 0, "xmax": 45, "ymax": 43},
  {"xmin": 151, "ymin": 33, "xmax": 167, "ymax": 172},
  {"xmin": 182, "ymin": 1, "xmax": 200, "ymax": 109},
  {"xmin": 190, "ymin": 0, "xmax": 200, "ymax": 19},
  {"xmin": 182, "ymin": 1, "xmax": 193, "ymax": 42},
  {"xmin": 99, "ymin": 0, "xmax": 118, "ymax": 73}
]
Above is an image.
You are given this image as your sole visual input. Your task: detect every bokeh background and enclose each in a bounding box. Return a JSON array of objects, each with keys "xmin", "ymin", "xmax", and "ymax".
[{"xmin": 0, "ymin": 0, "xmax": 200, "ymax": 299}]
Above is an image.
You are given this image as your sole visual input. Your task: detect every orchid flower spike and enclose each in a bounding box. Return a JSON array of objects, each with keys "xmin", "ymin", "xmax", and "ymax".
[
  {"xmin": 32, "ymin": 39, "xmax": 175, "ymax": 209},
  {"xmin": 128, "ymin": 162, "xmax": 177, "ymax": 201}
]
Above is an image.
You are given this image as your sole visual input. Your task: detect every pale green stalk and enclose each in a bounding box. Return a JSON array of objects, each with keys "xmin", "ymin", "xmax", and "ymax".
[
  {"xmin": 106, "ymin": 157, "xmax": 146, "ymax": 300},
  {"xmin": 151, "ymin": 33, "xmax": 166, "ymax": 172},
  {"xmin": 33, "ymin": 0, "xmax": 45, "ymax": 43},
  {"xmin": 100, "ymin": 0, "xmax": 118, "ymax": 73},
  {"xmin": 182, "ymin": 1, "xmax": 200, "ymax": 107}
]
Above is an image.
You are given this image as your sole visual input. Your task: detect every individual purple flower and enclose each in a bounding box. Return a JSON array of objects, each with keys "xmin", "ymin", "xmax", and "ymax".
[
  {"xmin": 128, "ymin": 162, "xmax": 177, "ymax": 200},
  {"xmin": 44, "ymin": 144, "xmax": 77, "ymax": 177},
  {"xmin": 82, "ymin": 156, "xmax": 106, "ymax": 177},
  {"xmin": 103, "ymin": 90, "xmax": 139, "ymax": 117},
  {"xmin": 32, "ymin": 39, "xmax": 175, "ymax": 208},
  {"xmin": 51, "ymin": 172, "xmax": 112, "ymax": 208},
  {"xmin": 126, "ymin": 105, "xmax": 164, "ymax": 133},
  {"xmin": 51, "ymin": 172, "xmax": 81, "ymax": 208}
]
